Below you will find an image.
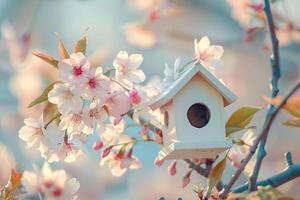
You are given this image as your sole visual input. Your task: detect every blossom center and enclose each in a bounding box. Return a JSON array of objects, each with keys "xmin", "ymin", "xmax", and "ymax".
[
  {"xmin": 71, "ymin": 114, "xmax": 82, "ymax": 124},
  {"xmin": 52, "ymin": 187, "xmax": 63, "ymax": 197},
  {"xmin": 88, "ymin": 77, "xmax": 98, "ymax": 88},
  {"xmin": 73, "ymin": 65, "xmax": 83, "ymax": 76}
]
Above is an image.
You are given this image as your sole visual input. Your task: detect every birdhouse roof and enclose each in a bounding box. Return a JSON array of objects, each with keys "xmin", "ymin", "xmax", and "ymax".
[{"xmin": 150, "ymin": 65, "xmax": 237, "ymax": 110}]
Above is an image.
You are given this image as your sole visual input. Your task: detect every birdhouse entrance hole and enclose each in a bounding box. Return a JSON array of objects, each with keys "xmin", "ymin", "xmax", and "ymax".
[{"xmin": 187, "ymin": 103, "xmax": 210, "ymax": 128}]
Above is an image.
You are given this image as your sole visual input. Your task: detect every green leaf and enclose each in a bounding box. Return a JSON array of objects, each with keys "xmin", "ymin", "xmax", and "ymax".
[
  {"xmin": 226, "ymin": 107, "xmax": 262, "ymax": 137},
  {"xmin": 28, "ymin": 81, "xmax": 61, "ymax": 108},
  {"xmin": 43, "ymin": 102, "xmax": 61, "ymax": 129},
  {"xmin": 232, "ymin": 138, "xmax": 245, "ymax": 146},
  {"xmin": 58, "ymin": 40, "xmax": 69, "ymax": 59},
  {"xmin": 207, "ymin": 155, "xmax": 227, "ymax": 196},
  {"xmin": 32, "ymin": 51, "xmax": 59, "ymax": 68},
  {"xmin": 74, "ymin": 36, "xmax": 87, "ymax": 54},
  {"xmin": 282, "ymin": 118, "xmax": 300, "ymax": 128}
]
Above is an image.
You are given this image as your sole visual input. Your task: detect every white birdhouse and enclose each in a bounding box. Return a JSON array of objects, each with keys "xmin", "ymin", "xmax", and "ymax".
[{"xmin": 150, "ymin": 65, "xmax": 237, "ymax": 160}]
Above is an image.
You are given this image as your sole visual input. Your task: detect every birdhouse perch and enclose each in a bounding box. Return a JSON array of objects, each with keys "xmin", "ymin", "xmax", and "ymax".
[{"xmin": 150, "ymin": 65, "xmax": 237, "ymax": 160}]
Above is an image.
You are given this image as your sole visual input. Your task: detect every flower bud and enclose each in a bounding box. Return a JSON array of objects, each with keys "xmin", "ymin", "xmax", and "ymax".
[
  {"xmin": 182, "ymin": 170, "xmax": 192, "ymax": 188},
  {"xmin": 101, "ymin": 145, "xmax": 113, "ymax": 158},
  {"xmin": 154, "ymin": 156, "xmax": 164, "ymax": 167},
  {"xmin": 93, "ymin": 140, "xmax": 103, "ymax": 151},
  {"xmin": 168, "ymin": 160, "xmax": 177, "ymax": 176}
]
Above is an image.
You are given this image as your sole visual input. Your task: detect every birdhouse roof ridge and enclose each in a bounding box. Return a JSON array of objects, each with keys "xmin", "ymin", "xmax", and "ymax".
[{"xmin": 150, "ymin": 64, "xmax": 237, "ymax": 110}]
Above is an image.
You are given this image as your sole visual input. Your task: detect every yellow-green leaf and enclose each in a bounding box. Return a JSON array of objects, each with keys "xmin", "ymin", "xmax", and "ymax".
[
  {"xmin": 207, "ymin": 155, "xmax": 227, "ymax": 196},
  {"xmin": 32, "ymin": 51, "xmax": 59, "ymax": 68},
  {"xmin": 43, "ymin": 102, "xmax": 61, "ymax": 129},
  {"xmin": 232, "ymin": 138, "xmax": 245, "ymax": 146},
  {"xmin": 58, "ymin": 40, "xmax": 69, "ymax": 59},
  {"xmin": 28, "ymin": 81, "xmax": 61, "ymax": 108},
  {"xmin": 226, "ymin": 107, "xmax": 261, "ymax": 137},
  {"xmin": 74, "ymin": 36, "xmax": 87, "ymax": 54},
  {"xmin": 282, "ymin": 118, "xmax": 300, "ymax": 128}
]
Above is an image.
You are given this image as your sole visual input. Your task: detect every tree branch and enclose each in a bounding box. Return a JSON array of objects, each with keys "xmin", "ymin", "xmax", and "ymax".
[
  {"xmin": 248, "ymin": 0, "xmax": 281, "ymax": 191},
  {"xmin": 220, "ymin": 81, "xmax": 300, "ymax": 198},
  {"xmin": 233, "ymin": 152, "xmax": 300, "ymax": 193}
]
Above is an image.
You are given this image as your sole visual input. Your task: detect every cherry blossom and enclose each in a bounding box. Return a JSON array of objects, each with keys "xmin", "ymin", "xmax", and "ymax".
[
  {"xmin": 97, "ymin": 119, "xmax": 126, "ymax": 146},
  {"xmin": 123, "ymin": 22, "xmax": 156, "ymax": 48},
  {"xmin": 22, "ymin": 162, "xmax": 80, "ymax": 200},
  {"xmin": 58, "ymin": 52, "xmax": 90, "ymax": 85},
  {"xmin": 55, "ymin": 139, "xmax": 84, "ymax": 163},
  {"xmin": 19, "ymin": 117, "xmax": 50, "ymax": 154},
  {"xmin": 0, "ymin": 144, "xmax": 15, "ymax": 191},
  {"xmin": 226, "ymin": 0, "xmax": 264, "ymax": 29},
  {"xmin": 92, "ymin": 140, "xmax": 103, "ymax": 151},
  {"xmin": 113, "ymin": 51, "xmax": 145, "ymax": 87},
  {"xmin": 48, "ymin": 83, "xmax": 83, "ymax": 114},
  {"xmin": 100, "ymin": 152, "xmax": 142, "ymax": 177},
  {"xmin": 80, "ymin": 66, "xmax": 111, "ymax": 101},
  {"xmin": 104, "ymin": 90, "xmax": 131, "ymax": 120},
  {"xmin": 194, "ymin": 36, "xmax": 224, "ymax": 71},
  {"xmin": 162, "ymin": 58, "xmax": 182, "ymax": 89},
  {"xmin": 83, "ymin": 100, "xmax": 108, "ymax": 128},
  {"xmin": 228, "ymin": 130, "xmax": 256, "ymax": 175},
  {"xmin": 59, "ymin": 113, "xmax": 92, "ymax": 135}
]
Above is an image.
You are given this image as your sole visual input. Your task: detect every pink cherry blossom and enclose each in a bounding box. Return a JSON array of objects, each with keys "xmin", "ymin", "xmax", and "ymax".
[
  {"xmin": 48, "ymin": 83, "xmax": 83, "ymax": 114},
  {"xmin": 59, "ymin": 113, "xmax": 92, "ymax": 135},
  {"xmin": 58, "ymin": 52, "xmax": 90, "ymax": 85},
  {"xmin": 19, "ymin": 117, "xmax": 50, "ymax": 154},
  {"xmin": 168, "ymin": 160, "xmax": 177, "ymax": 176},
  {"xmin": 194, "ymin": 36, "xmax": 224, "ymax": 71},
  {"xmin": 21, "ymin": 162, "xmax": 80, "ymax": 200},
  {"xmin": 129, "ymin": 89, "xmax": 141, "ymax": 104},
  {"xmin": 113, "ymin": 51, "xmax": 145, "ymax": 87},
  {"xmin": 97, "ymin": 119, "xmax": 126, "ymax": 146},
  {"xmin": 55, "ymin": 137, "xmax": 83, "ymax": 163},
  {"xmin": 80, "ymin": 66, "xmax": 111, "ymax": 101},
  {"xmin": 83, "ymin": 101, "xmax": 108, "ymax": 129},
  {"xmin": 105, "ymin": 90, "xmax": 131, "ymax": 120}
]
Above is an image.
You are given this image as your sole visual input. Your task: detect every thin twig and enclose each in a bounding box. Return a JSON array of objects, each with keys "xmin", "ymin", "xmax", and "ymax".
[
  {"xmin": 184, "ymin": 159, "xmax": 224, "ymax": 191},
  {"xmin": 233, "ymin": 152, "xmax": 300, "ymax": 193},
  {"xmin": 220, "ymin": 81, "xmax": 300, "ymax": 198},
  {"xmin": 248, "ymin": 0, "xmax": 281, "ymax": 191}
]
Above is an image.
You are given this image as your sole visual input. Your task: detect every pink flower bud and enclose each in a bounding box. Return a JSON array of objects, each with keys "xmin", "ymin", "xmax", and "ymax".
[
  {"xmin": 93, "ymin": 140, "xmax": 103, "ymax": 151},
  {"xmin": 102, "ymin": 145, "xmax": 113, "ymax": 158},
  {"xmin": 168, "ymin": 161, "xmax": 177, "ymax": 176},
  {"xmin": 129, "ymin": 89, "xmax": 141, "ymax": 105},
  {"xmin": 154, "ymin": 156, "xmax": 164, "ymax": 167},
  {"xmin": 182, "ymin": 171, "xmax": 192, "ymax": 188}
]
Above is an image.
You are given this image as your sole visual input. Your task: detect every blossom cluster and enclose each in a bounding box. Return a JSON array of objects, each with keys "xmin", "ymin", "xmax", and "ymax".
[{"xmin": 226, "ymin": 0, "xmax": 300, "ymax": 45}]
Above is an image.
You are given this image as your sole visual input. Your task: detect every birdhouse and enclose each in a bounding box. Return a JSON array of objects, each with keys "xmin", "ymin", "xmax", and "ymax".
[{"xmin": 150, "ymin": 65, "xmax": 237, "ymax": 160}]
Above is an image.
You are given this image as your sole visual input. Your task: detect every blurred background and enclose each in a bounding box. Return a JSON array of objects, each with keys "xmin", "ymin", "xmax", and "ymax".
[{"xmin": 0, "ymin": 0, "xmax": 299, "ymax": 199}]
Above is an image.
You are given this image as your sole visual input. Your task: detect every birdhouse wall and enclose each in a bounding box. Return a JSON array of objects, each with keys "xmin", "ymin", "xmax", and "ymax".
[
  {"xmin": 173, "ymin": 73, "xmax": 226, "ymax": 143},
  {"xmin": 160, "ymin": 101, "xmax": 177, "ymax": 147}
]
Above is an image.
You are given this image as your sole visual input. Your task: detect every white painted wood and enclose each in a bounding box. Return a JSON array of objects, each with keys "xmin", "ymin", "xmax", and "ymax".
[
  {"xmin": 152, "ymin": 65, "xmax": 237, "ymax": 160},
  {"xmin": 150, "ymin": 64, "xmax": 237, "ymax": 110}
]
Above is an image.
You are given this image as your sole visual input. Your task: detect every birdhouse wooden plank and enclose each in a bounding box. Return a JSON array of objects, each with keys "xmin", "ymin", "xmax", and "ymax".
[{"xmin": 150, "ymin": 65, "xmax": 237, "ymax": 160}]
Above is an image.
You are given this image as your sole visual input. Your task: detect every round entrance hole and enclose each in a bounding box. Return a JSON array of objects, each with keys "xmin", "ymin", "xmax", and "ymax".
[{"xmin": 187, "ymin": 103, "xmax": 211, "ymax": 128}]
